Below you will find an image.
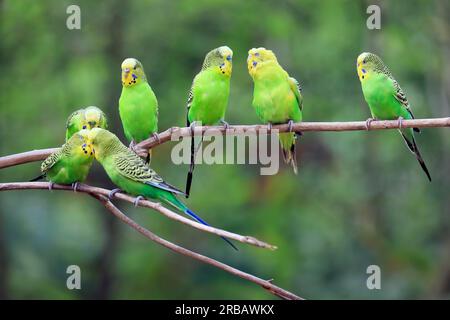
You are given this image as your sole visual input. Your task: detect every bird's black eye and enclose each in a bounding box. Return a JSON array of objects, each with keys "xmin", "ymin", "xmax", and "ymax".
[
  {"xmin": 134, "ymin": 65, "xmax": 137, "ymax": 70},
  {"xmin": 82, "ymin": 125, "xmax": 87, "ymax": 129}
]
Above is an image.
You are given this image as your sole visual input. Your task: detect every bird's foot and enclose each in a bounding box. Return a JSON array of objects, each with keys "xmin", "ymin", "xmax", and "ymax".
[
  {"xmin": 365, "ymin": 118, "xmax": 376, "ymax": 131},
  {"xmin": 287, "ymin": 120, "xmax": 294, "ymax": 133},
  {"xmin": 397, "ymin": 116, "xmax": 404, "ymax": 130},
  {"xmin": 134, "ymin": 195, "xmax": 144, "ymax": 207},
  {"xmin": 108, "ymin": 188, "xmax": 122, "ymax": 200},
  {"xmin": 129, "ymin": 140, "xmax": 136, "ymax": 151},
  {"xmin": 71, "ymin": 182, "xmax": 79, "ymax": 192},
  {"xmin": 48, "ymin": 182, "xmax": 54, "ymax": 191},
  {"xmin": 220, "ymin": 119, "xmax": 230, "ymax": 130},
  {"xmin": 152, "ymin": 133, "xmax": 160, "ymax": 144}
]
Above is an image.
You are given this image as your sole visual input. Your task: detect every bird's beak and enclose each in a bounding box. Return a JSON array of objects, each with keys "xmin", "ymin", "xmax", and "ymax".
[
  {"xmin": 122, "ymin": 68, "xmax": 131, "ymax": 84},
  {"xmin": 88, "ymin": 121, "xmax": 96, "ymax": 127}
]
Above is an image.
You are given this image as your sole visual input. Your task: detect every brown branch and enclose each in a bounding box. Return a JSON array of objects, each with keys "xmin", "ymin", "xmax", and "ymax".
[
  {"xmin": 0, "ymin": 148, "xmax": 59, "ymax": 169},
  {"xmin": 135, "ymin": 117, "xmax": 450, "ymax": 153},
  {"xmin": 91, "ymin": 193, "xmax": 302, "ymax": 300},
  {"xmin": 0, "ymin": 182, "xmax": 276, "ymax": 250},
  {"xmin": 1, "ymin": 117, "xmax": 449, "ymax": 168},
  {"xmin": 0, "ymin": 182, "xmax": 300, "ymax": 299}
]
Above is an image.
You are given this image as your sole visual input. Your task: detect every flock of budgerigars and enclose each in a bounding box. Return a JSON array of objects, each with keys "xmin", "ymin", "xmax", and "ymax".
[{"xmin": 31, "ymin": 47, "xmax": 431, "ymax": 250}]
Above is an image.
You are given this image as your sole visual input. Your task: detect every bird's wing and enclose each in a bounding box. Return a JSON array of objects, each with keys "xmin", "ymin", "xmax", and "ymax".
[
  {"xmin": 41, "ymin": 148, "xmax": 63, "ymax": 173},
  {"xmin": 287, "ymin": 76, "xmax": 303, "ymax": 111},
  {"xmin": 392, "ymin": 79, "xmax": 414, "ymax": 117},
  {"xmin": 392, "ymin": 78, "xmax": 420, "ymax": 132},
  {"xmin": 114, "ymin": 152, "xmax": 186, "ymax": 195},
  {"xmin": 186, "ymin": 80, "xmax": 195, "ymax": 127}
]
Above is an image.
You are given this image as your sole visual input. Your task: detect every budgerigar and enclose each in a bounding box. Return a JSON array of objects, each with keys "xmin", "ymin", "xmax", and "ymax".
[
  {"xmin": 65, "ymin": 106, "xmax": 108, "ymax": 141},
  {"xmin": 357, "ymin": 52, "xmax": 431, "ymax": 181},
  {"xmin": 31, "ymin": 130, "xmax": 94, "ymax": 190},
  {"xmin": 87, "ymin": 128, "xmax": 237, "ymax": 250},
  {"xmin": 248, "ymin": 47, "xmax": 303, "ymax": 173},
  {"xmin": 185, "ymin": 46, "xmax": 233, "ymax": 197},
  {"xmin": 119, "ymin": 58, "xmax": 159, "ymax": 162}
]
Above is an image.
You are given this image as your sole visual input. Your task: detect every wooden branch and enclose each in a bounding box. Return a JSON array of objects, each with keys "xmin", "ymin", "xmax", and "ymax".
[
  {"xmin": 91, "ymin": 193, "xmax": 302, "ymax": 300},
  {"xmin": 135, "ymin": 117, "xmax": 450, "ymax": 153},
  {"xmin": 1, "ymin": 117, "xmax": 449, "ymax": 168},
  {"xmin": 0, "ymin": 182, "xmax": 299, "ymax": 299},
  {"xmin": 0, "ymin": 148, "xmax": 59, "ymax": 169},
  {"xmin": 0, "ymin": 182, "xmax": 276, "ymax": 250}
]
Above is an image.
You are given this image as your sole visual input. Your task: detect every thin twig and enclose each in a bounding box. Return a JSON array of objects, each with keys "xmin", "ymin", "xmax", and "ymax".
[
  {"xmin": 0, "ymin": 182, "xmax": 276, "ymax": 250},
  {"xmin": 90, "ymin": 193, "xmax": 302, "ymax": 300},
  {"xmin": 0, "ymin": 182, "xmax": 300, "ymax": 299},
  {"xmin": 1, "ymin": 118, "xmax": 449, "ymax": 168}
]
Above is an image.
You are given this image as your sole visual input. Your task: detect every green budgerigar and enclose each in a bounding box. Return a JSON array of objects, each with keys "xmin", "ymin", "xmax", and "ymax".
[
  {"xmin": 31, "ymin": 129, "xmax": 94, "ymax": 190},
  {"xmin": 87, "ymin": 128, "xmax": 237, "ymax": 250},
  {"xmin": 248, "ymin": 47, "xmax": 303, "ymax": 173},
  {"xmin": 119, "ymin": 58, "xmax": 158, "ymax": 162},
  {"xmin": 185, "ymin": 46, "xmax": 233, "ymax": 197},
  {"xmin": 65, "ymin": 106, "xmax": 108, "ymax": 141},
  {"xmin": 357, "ymin": 52, "xmax": 431, "ymax": 181}
]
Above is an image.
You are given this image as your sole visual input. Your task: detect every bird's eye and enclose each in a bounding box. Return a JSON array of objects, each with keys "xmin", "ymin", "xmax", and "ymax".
[
  {"xmin": 82, "ymin": 125, "xmax": 87, "ymax": 129},
  {"xmin": 255, "ymin": 52, "xmax": 260, "ymax": 57},
  {"xmin": 363, "ymin": 59, "xmax": 366, "ymax": 64},
  {"xmin": 226, "ymin": 55, "xmax": 232, "ymax": 61},
  {"xmin": 133, "ymin": 65, "xmax": 137, "ymax": 70}
]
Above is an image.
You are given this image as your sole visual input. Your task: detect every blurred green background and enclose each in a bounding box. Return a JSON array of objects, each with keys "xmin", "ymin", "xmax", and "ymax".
[{"xmin": 0, "ymin": 0, "xmax": 449, "ymax": 299}]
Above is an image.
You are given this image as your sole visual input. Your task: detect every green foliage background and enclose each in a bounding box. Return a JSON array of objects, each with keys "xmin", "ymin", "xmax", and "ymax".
[{"xmin": 0, "ymin": 0, "xmax": 449, "ymax": 299}]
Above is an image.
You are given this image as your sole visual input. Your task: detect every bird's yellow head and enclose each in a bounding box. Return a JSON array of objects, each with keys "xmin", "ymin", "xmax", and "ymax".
[
  {"xmin": 202, "ymin": 46, "xmax": 233, "ymax": 77},
  {"xmin": 73, "ymin": 129, "xmax": 95, "ymax": 158},
  {"xmin": 83, "ymin": 106, "xmax": 107, "ymax": 130},
  {"xmin": 247, "ymin": 47, "xmax": 278, "ymax": 77},
  {"xmin": 121, "ymin": 58, "xmax": 147, "ymax": 87},
  {"xmin": 87, "ymin": 128, "xmax": 120, "ymax": 161},
  {"xmin": 357, "ymin": 52, "xmax": 385, "ymax": 82}
]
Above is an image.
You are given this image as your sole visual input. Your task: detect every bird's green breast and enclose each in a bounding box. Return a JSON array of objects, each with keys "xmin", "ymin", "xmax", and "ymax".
[
  {"xmin": 188, "ymin": 69, "xmax": 230, "ymax": 125},
  {"xmin": 252, "ymin": 65, "xmax": 301, "ymax": 124},
  {"xmin": 101, "ymin": 156, "xmax": 165, "ymax": 200},
  {"xmin": 119, "ymin": 82, "xmax": 158, "ymax": 142},
  {"xmin": 361, "ymin": 72, "xmax": 407, "ymax": 120},
  {"xmin": 46, "ymin": 153, "xmax": 92, "ymax": 184}
]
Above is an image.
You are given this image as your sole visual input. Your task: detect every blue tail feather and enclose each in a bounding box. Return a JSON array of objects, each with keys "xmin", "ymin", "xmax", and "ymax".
[{"xmin": 185, "ymin": 208, "xmax": 238, "ymax": 251}]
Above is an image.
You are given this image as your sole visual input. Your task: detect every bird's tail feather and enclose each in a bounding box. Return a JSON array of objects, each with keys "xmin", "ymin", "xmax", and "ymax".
[
  {"xmin": 185, "ymin": 135, "xmax": 203, "ymax": 198},
  {"xmin": 279, "ymin": 132, "xmax": 298, "ymax": 174},
  {"xmin": 145, "ymin": 149, "xmax": 152, "ymax": 164},
  {"xmin": 185, "ymin": 134, "xmax": 195, "ymax": 198},
  {"xmin": 400, "ymin": 131, "xmax": 432, "ymax": 182},
  {"xmin": 184, "ymin": 208, "xmax": 238, "ymax": 251},
  {"xmin": 30, "ymin": 174, "xmax": 45, "ymax": 182},
  {"xmin": 167, "ymin": 193, "xmax": 237, "ymax": 250}
]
